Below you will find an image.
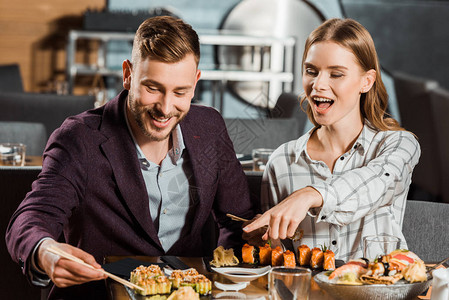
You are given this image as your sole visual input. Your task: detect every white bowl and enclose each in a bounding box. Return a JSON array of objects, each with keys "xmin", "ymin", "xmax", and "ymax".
[
  {"xmin": 211, "ymin": 266, "xmax": 271, "ymax": 283},
  {"xmin": 314, "ymin": 271, "xmax": 432, "ymax": 300}
]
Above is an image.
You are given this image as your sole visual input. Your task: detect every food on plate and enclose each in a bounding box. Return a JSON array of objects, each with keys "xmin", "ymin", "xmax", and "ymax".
[
  {"xmin": 323, "ymin": 249, "xmax": 336, "ymax": 270},
  {"xmin": 401, "ymin": 260, "xmax": 427, "ymax": 283},
  {"xmin": 168, "ymin": 268, "xmax": 199, "ymax": 289},
  {"xmin": 328, "ymin": 259, "xmax": 369, "ymax": 284},
  {"xmin": 298, "ymin": 244, "xmax": 312, "ymax": 266},
  {"xmin": 388, "ymin": 249, "xmax": 422, "ymax": 273},
  {"xmin": 167, "ymin": 286, "xmax": 199, "ymax": 300},
  {"xmin": 271, "ymin": 246, "xmax": 284, "ymax": 266},
  {"xmin": 180, "ymin": 274, "xmax": 212, "ymax": 295},
  {"xmin": 259, "ymin": 243, "xmax": 272, "ymax": 265},
  {"xmin": 209, "ymin": 246, "xmax": 239, "ymax": 267},
  {"xmin": 311, "ymin": 247, "xmax": 324, "ymax": 269},
  {"xmin": 328, "ymin": 249, "xmax": 427, "ymax": 286},
  {"xmin": 130, "ymin": 265, "xmax": 172, "ymax": 295},
  {"xmin": 283, "ymin": 250, "xmax": 296, "ymax": 267},
  {"xmin": 242, "ymin": 243, "xmax": 258, "ymax": 264}
]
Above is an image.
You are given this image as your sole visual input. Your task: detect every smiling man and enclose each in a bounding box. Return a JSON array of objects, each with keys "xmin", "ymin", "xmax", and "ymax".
[{"xmin": 6, "ymin": 16, "xmax": 254, "ymax": 300}]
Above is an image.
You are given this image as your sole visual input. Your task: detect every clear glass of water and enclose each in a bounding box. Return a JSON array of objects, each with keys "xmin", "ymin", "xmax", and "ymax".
[
  {"xmin": 0, "ymin": 143, "xmax": 26, "ymax": 166},
  {"xmin": 363, "ymin": 235, "xmax": 401, "ymax": 261},
  {"xmin": 269, "ymin": 266, "xmax": 311, "ymax": 300}
]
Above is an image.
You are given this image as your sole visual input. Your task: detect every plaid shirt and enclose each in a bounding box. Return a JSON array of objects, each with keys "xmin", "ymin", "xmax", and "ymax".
[{"xmin": 261, "ymin": 122, "xmax": 421, "ymax": 261}]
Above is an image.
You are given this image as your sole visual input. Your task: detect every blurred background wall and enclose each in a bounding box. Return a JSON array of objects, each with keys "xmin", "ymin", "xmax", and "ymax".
[{"xmin": 1, "ymin": 0, "xmax": 448, "ymax": 107}]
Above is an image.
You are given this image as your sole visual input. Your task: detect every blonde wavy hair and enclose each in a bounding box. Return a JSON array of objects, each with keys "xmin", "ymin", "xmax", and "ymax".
[{"xmin": 300, "ymin": 18, "xmax": 404, "ymax": 132}]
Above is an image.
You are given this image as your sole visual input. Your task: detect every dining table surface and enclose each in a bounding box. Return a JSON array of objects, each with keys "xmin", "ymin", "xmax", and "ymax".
[
  {"xmin": 25, "ymin": 155, "xmax": 43, "ymax": 166},
  {"xmin": 105, "ymin": 256, "xmax": 433, "ymax": 300}
]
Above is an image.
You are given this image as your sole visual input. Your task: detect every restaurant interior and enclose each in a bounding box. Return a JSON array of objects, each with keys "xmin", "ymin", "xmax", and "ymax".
[{"xmin": 1, "ymin": 0, "xmax": 449, "ymax": 299}]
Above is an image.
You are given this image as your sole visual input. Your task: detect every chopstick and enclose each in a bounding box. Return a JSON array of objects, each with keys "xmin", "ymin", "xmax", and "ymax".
[
  {"xmin": 226, "ymin": 213, "xmax": 249, "ymax": 222},
  {"xmin": 47, "ymin": 246, "xmax": 144, "ymax": 292},
  {"xmin": 426, "ymin": 255, "xmax": 449, "ymax": 274}
]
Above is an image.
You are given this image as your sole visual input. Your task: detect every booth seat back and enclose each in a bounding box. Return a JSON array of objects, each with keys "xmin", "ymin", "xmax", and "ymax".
[
  {"xmin": 0, "ymin": 92, "xmax": 95, "ymax": 140},
  {"xmin": 0, "ymin": 121, "xmax": 47, "ymax": 156}
]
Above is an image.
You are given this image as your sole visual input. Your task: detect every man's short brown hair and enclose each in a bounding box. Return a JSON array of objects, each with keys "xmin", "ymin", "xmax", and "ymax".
[{"xmin": 131, "ymin": 16, "xmax": 200, "ymax": 66}]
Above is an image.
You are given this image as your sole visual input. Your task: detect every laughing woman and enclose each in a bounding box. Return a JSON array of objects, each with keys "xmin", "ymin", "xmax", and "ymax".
[{"xmin": 243, "ymin": 18, "xmax": 420, "ymax": 261}]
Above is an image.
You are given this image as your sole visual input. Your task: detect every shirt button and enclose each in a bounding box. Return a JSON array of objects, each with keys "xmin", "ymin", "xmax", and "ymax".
[
  {"xmin": 332, "ymin": 240, "xmax": 337, "ymax": 245},
  {"xmin": 354, "ymin": 145, "xmax": 358, "ymax": 149},
  {"xmin": 385, "ymin": 173, "xmax": 390, "ymax": 176},
  {"xmin": 321, "ymin": 215, "xmax": 326, "ymax": 220},
  {"xmin": 163, "ymin": 208, "xmax": 167, "ymax": 214},
  {"xmin": 340, "ymin": 156, "xmax": 344, "ymax": 161}
]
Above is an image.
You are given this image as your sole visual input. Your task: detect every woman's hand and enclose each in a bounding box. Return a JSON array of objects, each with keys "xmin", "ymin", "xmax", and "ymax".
[
  {"xmin": 37, "ymin": 239, "xmax": 107, "ymax": 287},
  {"xmin": 241, "ymin": 214, "xmax": 269, "ymax": 247},
  {"xmin": 243, "ymin": 187, "xmax": 323, "ymax": 240}
]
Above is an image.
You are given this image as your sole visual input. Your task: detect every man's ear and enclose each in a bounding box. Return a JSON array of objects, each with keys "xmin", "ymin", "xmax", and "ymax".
[{"xmin": 122, "ymin": 59, "xmax": 132, "ymax": 90}]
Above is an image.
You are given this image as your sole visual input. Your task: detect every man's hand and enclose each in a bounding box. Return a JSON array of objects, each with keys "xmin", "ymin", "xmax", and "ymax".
[
  {"xmin": 243, "ymin": 187, "xmax": 323, "ymax": 240},
  {"xmin": 37, "ymin": 239, "xmax": 107, "ymax": 287}
]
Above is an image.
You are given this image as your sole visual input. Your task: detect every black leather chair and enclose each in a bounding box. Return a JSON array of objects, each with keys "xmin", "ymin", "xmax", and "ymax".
[
  {"xmin": 430, "ymin": 87, "xmax": 449, "ymax": 203},
  {"xmin": 0, "ymin": 64, "xmax": 24, "ymax": 93},
  {"xmin": 393, "ymin": 72, "xmax": 441, "ymax": 201}
]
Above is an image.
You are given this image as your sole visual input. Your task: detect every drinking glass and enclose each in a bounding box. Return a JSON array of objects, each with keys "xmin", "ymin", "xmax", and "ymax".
[
  {"xmin": 363, "ymin": 235, "xmax": 401, "ymax": 261},
  {"xmin": 252, "ymin": 148, "xmax": 274, "ymax": 171},
  {"xmin": 269, "ymin": 266, "xmax": 311, "ymax": 300},
  {"xmin": 0, "ymin": 143, "xmax": 26, "ymax": 166}
]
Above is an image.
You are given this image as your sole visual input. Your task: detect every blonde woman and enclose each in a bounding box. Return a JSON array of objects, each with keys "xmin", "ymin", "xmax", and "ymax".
[{"xmin": 244, "ymin": 18, "xmax": 420, "ymax": 261}]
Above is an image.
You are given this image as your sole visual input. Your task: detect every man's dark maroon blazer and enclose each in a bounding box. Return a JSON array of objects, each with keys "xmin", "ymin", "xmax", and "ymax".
[{"xmin": 6, "ymin": 90, "xmax": 254, "ymax": 299}]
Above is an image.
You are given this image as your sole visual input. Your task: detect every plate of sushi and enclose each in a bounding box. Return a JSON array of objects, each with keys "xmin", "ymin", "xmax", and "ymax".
[
  {"xmin": 313, "ymin": 249, "xmax": 432, "ymax": 300},
  {"xmin": 209, "ymin": 243, "xmax": 341, "ymax": 284},
  {"xmin": 126, "ymin": 264, "xmax": 212, "ymax": 300}
]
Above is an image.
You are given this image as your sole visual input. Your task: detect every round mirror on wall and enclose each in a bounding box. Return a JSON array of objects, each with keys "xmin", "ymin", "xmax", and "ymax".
[{"xmin": 217, "ymin": 0, "xmax": 324, "ymax": 108}]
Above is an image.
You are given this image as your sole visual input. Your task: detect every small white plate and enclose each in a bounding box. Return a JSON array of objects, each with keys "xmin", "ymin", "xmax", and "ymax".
[{"xmin": 211, "ymin": 266, "xmax": 271, "ymax": 283}]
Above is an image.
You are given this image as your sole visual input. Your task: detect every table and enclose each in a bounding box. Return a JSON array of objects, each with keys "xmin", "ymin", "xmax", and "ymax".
[
  {"xmin": 105, "ymin": 256, "xmax": 432, "ymax": 300},
  {"xmin": 25, "ymin": 155, "xmax": 43, "ymax": 166}
]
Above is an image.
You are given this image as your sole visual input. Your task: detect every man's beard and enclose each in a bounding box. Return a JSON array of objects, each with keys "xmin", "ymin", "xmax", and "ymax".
[{"xmin": 128, "ymin": 93, "xmax": 185, "ymax": 142}]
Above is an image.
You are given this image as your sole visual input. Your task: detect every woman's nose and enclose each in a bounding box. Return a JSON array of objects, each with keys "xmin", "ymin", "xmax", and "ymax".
[{"xmin": 313, "ymin": 73, "xmax": 329, "ymax": 91}]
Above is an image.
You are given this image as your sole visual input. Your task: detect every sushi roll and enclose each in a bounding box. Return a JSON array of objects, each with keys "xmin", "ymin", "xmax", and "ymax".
[
  {"xmin": 271, "ymin": 246, "xmax": 284, "ymax": 266},
  {"xmin": 259, "ymin": 244, "xmax": 272, "ymax": 265},
  {"xmin": 242, "ymin": 243, "xmax": 259, "ymax": 264},
  {"xmin": 310, "ymin": 247, "xmax": 324, "ymax": 269},
  {"xmin": 298, "ymin": 244, "xmax": 311, "ymax": 266},
  {"xmin": 283, "ymin": 250, "xmax": 296, "ymax": 267},
  {"xmin": 130, "ymin": 265, "xmax": 172, "ymax": 296},
  {"xmin": 169, "ymin": 268, "xmax": 199, "ymax": 289},
  {"xmin": 323, "ymin": 249, "xmax": 335, "ymax": 270},
  {"xmin": 181, "ymin": 274, "xmax": 212, "ymax": 295}
]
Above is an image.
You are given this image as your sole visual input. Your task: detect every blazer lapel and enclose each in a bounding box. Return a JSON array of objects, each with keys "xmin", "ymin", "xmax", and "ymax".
[
  {"xmin": 99, "ymin": 91, "xmax": 162, "ymax": 250},
  {"xmin": 180, "ymin": 110, "xmax": 218, "ymax": 238}
]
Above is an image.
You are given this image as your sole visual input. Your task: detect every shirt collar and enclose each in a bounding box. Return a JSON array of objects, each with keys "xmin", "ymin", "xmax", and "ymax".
[
  {"xmin": 293, "ymin": 120, "xmax": 379, "ymax": 163},
  {"xmin": 123, "ymin": 99, "xmax": 185, "ymax": 166}
]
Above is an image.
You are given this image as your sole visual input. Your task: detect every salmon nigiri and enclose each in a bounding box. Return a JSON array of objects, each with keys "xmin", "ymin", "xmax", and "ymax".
[
  {"xmin": 310, "ymin": 247, "xmax": 324, "ymax": 269},
  {"xmin": 259, "ymin": 244, "xmax": 272, "ymax": 265},
  {"xmin": 323, "ymin": 249, "xmax": 335, "ymax": 270},
  {"xmin": 242, "ymin": 244, "xmax": 258, "ymax": 264},
  {"xmin": 298, "ymin": 245, "xmax": 311, "ymax": 266},
  {"xmin": 328, "ymin": 259, "xmax": 368, "ymax": 282},
  {"xmin": 283, "ymin": 250, "xmax": 296, "ymax": 267},
  {"xmin": 271, "ymin": 246, "xmax": 284, "ymax": 266}
]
